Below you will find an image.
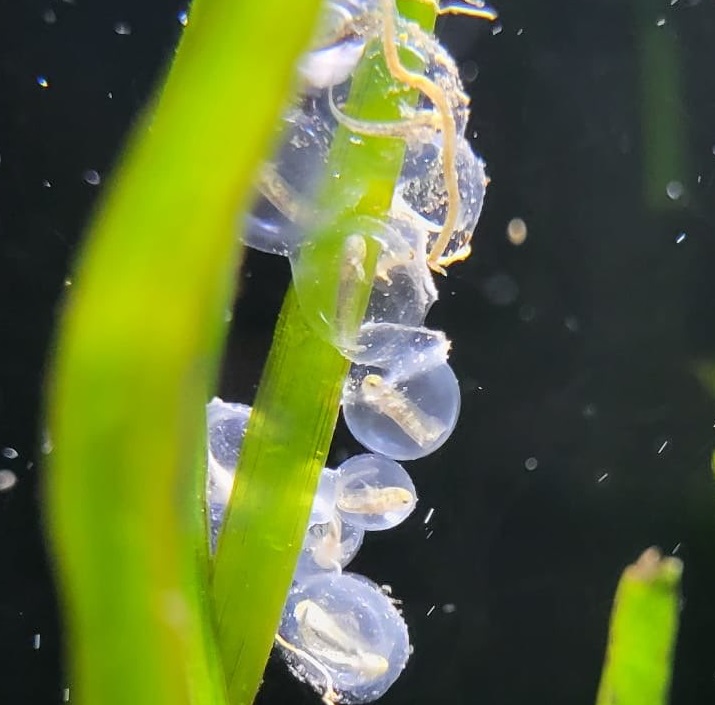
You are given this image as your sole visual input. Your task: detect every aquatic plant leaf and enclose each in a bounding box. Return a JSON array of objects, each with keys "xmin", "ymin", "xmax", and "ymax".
[
  {"xmin": 44, "ymin": 3, "xmax": 324, "ymax": 705},
  {"xmin": 595, "ymin": 547, "xmax": 682, "ymax": 705}
]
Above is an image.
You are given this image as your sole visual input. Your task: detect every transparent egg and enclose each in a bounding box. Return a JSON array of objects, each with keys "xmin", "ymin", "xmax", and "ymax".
[
  {"xmin": 310, "ymin": 468, "xmax": 341, "ymax": 526},
  {"xmin": 366, "ymin": 218, "xmax": 437, "ymax": 329},
  {"xmin": 243, "ymin": 100, "xmax": 333, "ymax": 257},
  {"xmin": 342, "ymin": 361, "xmax": 460, "ymax": 460},
  {"xmin": 335, "ymin": 454, "xmax": 417, "ymax": 530},
  {"xmin": 206, "ymin": 397, "xmax": 251, "ymax": 506},
  {"xmin": 392, "ymin": 135, "xmax": 487, "ymax": 266},
  {"xmin": 294, "ymin": 516, "xmax": 365, "ymax": 581},
  {"xmin": 290, "ymin": 216, "xmax": 438, "ymax": 354},
  {"xmin": 346, "ymin": 322, "xmax": 450, "ymax": 373},
  {"xmin": 278, "ymin": 572, "xmax": 410, "ymax": 704}
]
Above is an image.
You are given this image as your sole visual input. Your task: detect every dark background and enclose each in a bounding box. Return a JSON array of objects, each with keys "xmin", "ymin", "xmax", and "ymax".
[{"xmin": 2, "ymin": 0, "xmax": 715, "ymax": 703}]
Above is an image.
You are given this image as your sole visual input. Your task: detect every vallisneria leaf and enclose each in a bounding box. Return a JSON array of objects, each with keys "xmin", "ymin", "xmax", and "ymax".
[
  {"xmin": 44, "ymin": 3, "xmax": 323, "ymax": 705},
  {"xmin": 596, "ymin": 547, "xmax": 682, "ymax": 705}
]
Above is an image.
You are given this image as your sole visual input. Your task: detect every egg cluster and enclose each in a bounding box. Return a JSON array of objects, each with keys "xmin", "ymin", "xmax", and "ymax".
[{"xmin": 211, "ymin": 0, "xmax": 491, "ymax": 702}]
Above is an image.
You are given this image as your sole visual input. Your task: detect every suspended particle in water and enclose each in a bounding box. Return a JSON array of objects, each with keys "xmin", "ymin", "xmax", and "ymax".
[
  {"xmin": 0, "ymin": 470, "xmax": 17, "ymax": 492},
  {"xmin": 63, "ymin": 277, "xmax": 73, "ymax": 287},
  {"xmin": 36, "ymin": 76, "xmax": 49, "ymax": 89},
  {"xmin": 524, "ymin": 457, "xmax": 538, "ymax": 471},
  {"xmin": 666, "ymin": 180, "xmax": 684, "ymax": 200},
  {"xmin": 83, "ymin": 169, "xmax": 101, "ymax": 186},
  {"xmin": 177, "ymin": 9, "xmax": 189, "ymax": 26},
  {"xmin": 506, "ymin": 217, "xmax": 527, "ymax": 245},
  {"xmin": 42, "ymin": 180, "xmax": 52, "ymax": 188},
  {"xmin": 42, "ymin": 9, "xmax": 57, "ymax": 24},
  {"xmin": 656, "ymin": 16, "xmax": 666, "ymax": 26},
  {"xmin": 33, "ymin": 633, "xmax": 41, "ymax": 650},
  {"xmin": 113, "ymin": 21, "xmax": 132, "ymax": 35},
  {"xmin": 460, "ymin": 60, "xmax": 478, "ymax": 83},
  {"xmin": 2, "ymin": 447, "xmax": 18, "ymax": 460},
  {"xmin": 675, "ymin": 231, "xmax": 687, "ymax": 244},
  {"xmin": 442, "ymin": 603, "xmax": 457, "ymax": 614}
]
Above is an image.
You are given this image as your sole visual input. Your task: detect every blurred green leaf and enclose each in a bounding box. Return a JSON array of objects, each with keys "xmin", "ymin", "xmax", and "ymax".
[
  {"xmin": 44, "ymin": 3, "xmax": 323, "ymax": 705},
  {"xmin": 596, "ymin": 547, "xmax": 682, "ymax": 705}
]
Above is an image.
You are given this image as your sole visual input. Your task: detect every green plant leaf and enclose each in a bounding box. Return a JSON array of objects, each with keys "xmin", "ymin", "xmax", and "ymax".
[
  {"xmin": 596, "ymin": 547, "xmax": 682, "ymax": 705},
  {"xmin": 44, "ymin": 3, "xmax": 323, "ymax": 705}
]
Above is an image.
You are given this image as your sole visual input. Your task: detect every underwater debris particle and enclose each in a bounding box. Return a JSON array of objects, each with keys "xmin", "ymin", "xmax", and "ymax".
[
  {"xmin": 426, "ymin": 605, "xmax": 435, "ymax": 616},
  {"xmin": 507, "ymin": 217, "xmax": 527, "ymax": 245},
  {"xmin": 0, "ymin": 470, "xmax": 17, "ymax": 491},
  {"xmin": 675, "ymin": 232, "xmax": 687, "ymax": 244},
  {"xmin": 423, "ymin": 507, "xmax": 434, "ymax": 524},
  {"xmin": 656, "ymin": 16, "xmax": 666, "ymax": 26},
  {"xmin": 666, "ymin": 180, "xmax": 683, "ymax": 200},
  {"xmin": 177, "ymin": 9, "xmax": 189, "ymax": 26},
  {"xmin": 597, "ymin": 472, "xmax": 609, "ymax": 484},
  {"xmin": 42, "ymin": 9, "xmax": 57, "ymax": 24},
  {"xmin": 33, "ymin": 633, "xmax": 41, "ymax": 650},
  {"xmin": 62, "ymin": 687, "xmax": 70, "ymax": 703},
  {"xmin": 442, "ymin": 603, "xmax": 456, "ymax": 614},
  {"xmin": 657, "ymin": 439, "xmax": 670, "ymax": 455},
  {"xmin": 36, "ymin": 76, "xmax": 49, "ymax": 89},
  {"xmin": 524, "ymin": 457, "xmax": 538, "ymax": 471},
  {"xmin": 2, "ymin": 447, "xmax": 18, "ymax": 460},
  {"xmin": 82, "ymin": 169, "xmax": 101, "ymax": 186},
  {"xmin": 113, "ymin": 21, "xmax": 132, "ymax": 35}
]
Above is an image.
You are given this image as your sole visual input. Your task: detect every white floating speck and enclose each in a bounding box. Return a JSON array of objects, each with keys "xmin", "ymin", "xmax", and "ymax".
[
  {"xmin": 2, "ymin": 447, "xmax": 18, "ymax": 460},
  {"xmin": 177, "ymin": 9, "xmax": 189, "ymax": 26},
  {"xmin": 425, "ymin": 530, "xmax": 433, "ymax": 540},
  {"xmin": 426, "ymin": 605, "xmax": 436, "ymax": 616},
  {"xmin": 666, "ymin": 180, "xmax": 684, "ymax": 200},
  {"xmin": 82, "ymin": 169, "xmax": 101, "ymax": 186},
  {"xmin": 63, "ymin": 277, "xmax": 73, "ymax": 288},
  {"xmin": 423, "ymin": 507, "xmax": 435, "ymax": 525},
  {"xmin": 62, "ymin": 687, "xmax": 70, "ymax": 703},
  {"xmin": 516, "ymin": 28, "xmax": 524, "ymax": 35},
  {"xmin": 42, "ymin": 180, "xmax": 52, "ymax": 188},
  {"xmin": 36, "ymin": 76, "xmax": 49, "ymax": 89},
  {"xmin": 113, "ymin": 21, "xmax": 131, "ymax": 35},
  {"xmin": 491, "ymin": 22, "xmax": 503, "ymax": 35},
  {"xmin": 507, "ymin": 217, "xmax": 527, "ymax": 246},
  {"xmin": 41, "ymin": 431, "xmax": 53, "ymax": 455},
  {"xmin": 656, "ymin": 16, "xmax": 666, "ymax": 26},
  {"xmin": 524, "ymin": 457, "xmax": 538, "ymax": 471},
  {"xmin": 675, "ymin": 232, "xmax": 687, "ymax": 244},
  {"xmin": 33, "ymin": 633, "xmax": 41, "ymax": 650},
  {"xmin": 672, "ymin": 542, "xmax": 682, "ymax": 554},
  {"xmin": 42, "ymin": 9, "xmax": 57, "ymax": 24},
  {"xmin": 657, "ymin": 439, "xmax": 670, "ymax": 454},
  {"xmin": 597, "ymin": 472, "xmax": 609, "ymax": 484},
  {"xmin": 442, "ymin": 603, "xmax": 457, "ymax": 614},
  {"xmin": 0, "ymin": 470, "xmax": 17, "ymax": 492}
]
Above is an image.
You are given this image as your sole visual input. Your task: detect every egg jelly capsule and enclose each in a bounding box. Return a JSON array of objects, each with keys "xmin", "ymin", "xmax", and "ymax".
[
  {"xmin": 290, "ymin": 215, "xmax": 386, "ymax": 350},
  {"xmin": 335, "ymin": 454, "xmax": 416, "ymax": 531},
  {"xmin": 243, "ymin": 101, "xmax": 333, "ymax": 257},
  {"xmin": 342, "ymin": 361, "xmax": 460, "ymax": 460},
  {"xmin": 311, "ymin": 468, "xmax": 341, "ymax": 526},
  {"xmin": 294, "ymin": 516, "xmax": 365, "ymax": 582},
  {"xmin": 345, "ymin": 322, "xmax": 450, "ymax": 374},
  {"xmin": 277, "ymin": 571, "xmax": 410, "ymax": 704},
  {"xmin": 392, "ymin": 134, "xmax": 487, "ymax": 267},
  {"xmin": 365, "ymin": 218, "xmax": 437, "ymax": 330},
  {"xmin": 298, "ymin": 0, "xmax": 378, "ymax": 92},
  {"xmin": 206, "ymin": 397, "xmax": 251, "ymax": 505}
]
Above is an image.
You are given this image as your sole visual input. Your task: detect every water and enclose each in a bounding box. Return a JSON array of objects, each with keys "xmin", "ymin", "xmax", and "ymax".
[{"xmin": 3, "ymin": 1, "xmax": 715, "ymax": 704}]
